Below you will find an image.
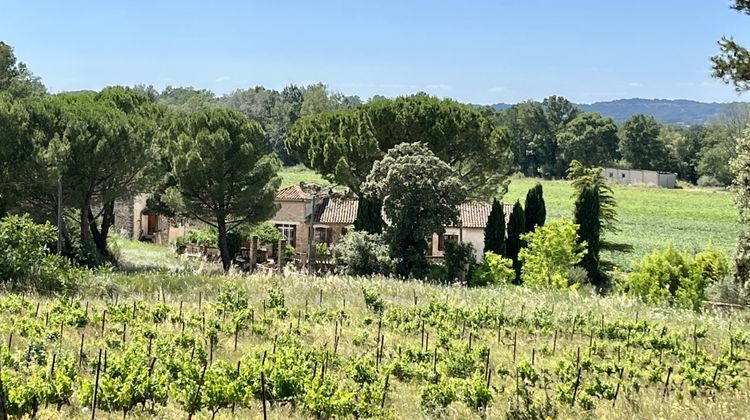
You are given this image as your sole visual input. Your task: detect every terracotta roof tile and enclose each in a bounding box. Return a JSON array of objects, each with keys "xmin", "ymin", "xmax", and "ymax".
[
  {"xmin": 276, "ymin": 185, "xmax": 308, "ymax": 201},
  {"xmin": 314, "ymin": 197, "xmax": 359, "ymax": 224},
  {"xmin": 448, "ymin": 202, "xmax": 515, "ymax": 228}
]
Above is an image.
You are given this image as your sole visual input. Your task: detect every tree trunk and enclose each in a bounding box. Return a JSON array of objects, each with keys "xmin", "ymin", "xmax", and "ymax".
[
  {"xmin": 88, "ymin": 200, "xmax": 115, "ymax": 257},
  {"xmin": 217, "ymin": 215, "xmax": 231, "ymax": 272},
  {"xmin": 80, "ymin": 198, "xmax": 91, "ymax": 247}
]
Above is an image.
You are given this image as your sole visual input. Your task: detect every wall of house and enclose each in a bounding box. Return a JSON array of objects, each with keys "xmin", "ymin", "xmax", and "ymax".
[
  {"xmin": 269, "ymin": 200, "xmax": 310, "ymax": 252},
  {"xmin": 603, "ymin": 168, "xmax": 676, "ymax": 189},
  {"xmin": 429, "ymin": 227, "xmax": 484, "ymax": 262}
]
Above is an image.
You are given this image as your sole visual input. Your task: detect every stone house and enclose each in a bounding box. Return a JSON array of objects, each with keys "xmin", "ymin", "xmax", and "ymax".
[{"xmin": 113, "ymin": 194, "xmax": 191, "ymax": 245}]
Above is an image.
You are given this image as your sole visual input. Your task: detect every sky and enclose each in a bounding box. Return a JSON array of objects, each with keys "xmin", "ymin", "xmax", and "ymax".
[{"xmin": 2, "ymin": 0, "xmax": 749, "ymax": 104}]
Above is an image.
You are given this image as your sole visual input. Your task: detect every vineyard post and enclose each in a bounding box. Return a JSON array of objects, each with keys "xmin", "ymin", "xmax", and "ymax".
[
  {"xmin": 420, "ymin": 321, "xmax": 424, "ymax": 349},
  {"xmin": 234, "ymin": 322, "xmax": 239, "ymax": 351},
  {"xmin": 693, "ymin": 324, "xmax": 698, "ymax": 355},
  {"xmin": 380, "ymin": 373, "xmax": 390, "ymax": 409},
  {"xmin": 148, "ymin": 336, "xmax": 153, "ymax": 358},
  {"xmin": 103, "ymin": 349, "xmax": 108, "ymax": 372},
  {"xmin": 413, "ymin": 289, "xmax": 417, "ymax": 306},
  {"xmin": 34, "ymin": 302, "xmax": 40, "ymax": 317},
  {"xmin": 297, "ymin": 310, "xmax": 301, "ymax": 332},
  {"xmin": 45, "ymin": 311, "xmax": 49, "ymax": 328},
  {"xmin": 571, "ymin": 314, "xmax": 577, "ymax": 339},
  {"xmin": 132, "ymin": 300, "xmax": 137, "ymax": 320},
  {"xmin": 319, "ymin": 289, "xmax": 323, "ymax": 306},
  {"xmin": 484, "ymin": 349, "xmax": 491, "ymax": 382},
  {"xmin": 232, "ymin": 360, "xmax": 241, "ymax": 414},
  {"xmin": 553, "ymin": 329, "xmax": 557, "ymax": 355},
  {"xmin": 612, "ymin": 367, "xmax": 624, "ymax": 407},
  {"xmin": 0, "ymin": 364, "xmax": 8, "ymax": 420},
  {"xmin": 513, "ymin": 331, "xmax": 517, "ymax": 362},
  {"xmin": 198, "ymin": 292, "xmax": 202, "ymax": 312},
  {"xmin": 468, "ymin": 332, "xmax": 473, "ymax": 352},
  {"xmin": 425, "ymin": 332, "xmax": 429, "ymax": 352},
  {"xmin": 532, "ymin": 348, "xmax": 536, "ymax": 366},
  {"xmin": 261, "ymin": 370, "xmax": 268, "ymax": 420},
  {"xmin": 663, "ymin": 367, "xmax": 672, "ymax": 397},
  {"xmin": 91, "ymin": 349, "xmax": 102, "ymax": 420},
  {"xmin": 101, "ymin": 310, "xmax": 106, "ymax": 336},
  {"xmin": 571, "ymin": 366, "xmax": 582, "ymax": 408},
  {"xmin": 179, "ymin": 301, "xmax": 183, "ymax": 320},
  {"xmin": 277, "ymin": 238, "xmax": 286, "ymax": 275},
  {"xmin": 432, "ymin": 348, "xmax": 437, "ymax": 379},
  {"xmin": 187, "ymin": 362, "xmax": 208, "ymax": 420},
  {"xmin": 50, "ymin": 353, "xmax": 57, "ymax": 376},
  {"xmin": 122, "ymin": 322, "xmax": 127, "ymax": 344},
  {"xmin": 84, "ymin": 301, "xmax": 88, "ymax": 317},
  {"xmin": 6, "ymin": 334, "xmax": 11, "ymax": 352},
  {"xmin": 78, "ymin": 333, "xmax": 84, "ymax": 367}
]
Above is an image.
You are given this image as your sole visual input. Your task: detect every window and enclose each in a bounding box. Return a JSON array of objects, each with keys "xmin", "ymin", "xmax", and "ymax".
[
  {"xmin": 609, "ymin": 172, "xmax": 613, "ymax": 178},
  {"xmin": 314, "ymin": 226, "xmax": 331, "ymax": 244},
  {"xmin": 622, "ymin": 173, "xmax": 626, "ymax": 178},
  {"xmin": 437, "ymin": 234, "xmax": 459, "ymax": 252},
  {"xmin": 276, "ymin": 224, "xmax": 296, "ymax": 248},
  {"xmin": 426, "ymin": 234, "xmax": 434, "ymax": 255}
]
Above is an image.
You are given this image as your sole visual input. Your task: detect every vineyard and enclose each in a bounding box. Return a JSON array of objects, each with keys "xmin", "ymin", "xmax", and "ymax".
[{"xmin": 0, "ymin": 271, "xmax": 748, "ymax": 419}]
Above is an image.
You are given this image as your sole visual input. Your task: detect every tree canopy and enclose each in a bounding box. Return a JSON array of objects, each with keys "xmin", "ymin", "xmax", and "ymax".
[
  {"xmin": 287, "ymin": 93, "xmax": 513, "ymax": 200},
  {"xmin": 619, "ymin": 114, "xmax": 668, "ymax": 170},
  {"xmin": 165, "ymin": 108, "xmax": 281, "ymax": 271},
  {"xmin": 362, "ymin": 142, "xmax": 467, "ymax": 278}
]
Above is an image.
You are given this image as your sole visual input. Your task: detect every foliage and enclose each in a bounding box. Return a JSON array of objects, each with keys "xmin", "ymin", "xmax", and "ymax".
[
  {"xmin": 505, "ymin": 200, "xmax": 526, "ymax": 282},
  {"xmin": 353, "ymin": 195, "xmax": 383, "ymax": 234},
  {"xmin": 518, "ymin": 219, "xmax": 587, "ymax": 289},
  {"xmin": 732, "ymin": 126, "xmax": 750, "ymax": 294},
  {"xmin": 711, "ymin": 0, "xmax": 750, "ymax": 91},
  {"xmin": 625, "ymin": 242, "xmax": 730, "ymax": 310},
  {"xmin": 165, "ymin": 108, "xmax": 281, "ymax": 271},
  {"xmin": 362, "ymin": 142, "xmax": 467, "ymax": 278},
  {"xmin": 557, "ymin": 112, "xmax": 619, "ymax": 167},
  {"xmin": 483, "ymin": 198, "xmax": 506, "ymax": 256},
  {"xmin": 441, "ymin": 240, "xmax": 475, "ymax": 284},
  {"xmin": 574, "ymin": 185, "xmax": 605, "ymax": 287},
  {"xmin": 0, "ymin": 41, "xmax": 46, "ymax": 98},
  {"xmin": 241, "ymin": 221, "xmax": 283, "ymax": 245},
  {"xmin": 619, "ymin": 114, "xmax": 668, "ymax": 171},
  {"xmin": 332, "ymin": 231, "xmax": 394, "ymax": 276},
  {"xmin": 0, "ymin": 214, "xmax": 81, "ymax": 293},
  {"xmin": 470, "ymin": 252, "xmax": 515, "ymax": 287},
  {"xmin": 524, "ymin": 183, "xmax": 546, "ymax": 233},
  {"xmin": 287, "ymin": 93, "xmax": 513, "ymax": 200}
]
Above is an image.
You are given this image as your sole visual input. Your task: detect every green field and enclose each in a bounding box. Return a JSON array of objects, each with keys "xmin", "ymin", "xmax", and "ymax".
[
  {"xmin": 0, "ymin": 241, "xmax": 746, "ymax": 419},
  {"xmin": 281, "ymin": 166, "xmax": 739, "ymax": 270}
]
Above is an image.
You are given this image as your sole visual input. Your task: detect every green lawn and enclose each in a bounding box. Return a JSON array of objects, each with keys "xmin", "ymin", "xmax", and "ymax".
[
  {"xmin": 280, "ymin": 166, "xmax": 739, "ymax": 270},
  {"xmin": 505, "ymin": 178, "xmax": 738, "ymax": 269}
]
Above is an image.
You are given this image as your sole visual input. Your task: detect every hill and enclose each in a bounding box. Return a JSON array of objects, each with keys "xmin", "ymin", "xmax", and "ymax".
[{"xmin": 492, "ymin": 98, "xmax": 737, "ymax": 125}]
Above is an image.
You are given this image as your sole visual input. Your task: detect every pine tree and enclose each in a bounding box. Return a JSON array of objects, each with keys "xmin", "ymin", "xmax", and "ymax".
[
  {"xmin": 574, "ymin": 185, "xmax": 604, "ymax": 287},
  {"xmin": 483, "ymin": 198, "xmax": 506, "ymax": 256},
  {"xmin": 506, "ymin": 200, "xmax": 526, "ymax": 283},
  {"xmin": 731, "ymin": 127, "xmax": 750, "ymax": 295},
  {"xmin": 524, "ymin": 183, "xmax": 546, "ymax": 233},
  {"xmin": 354, "ymin": 195, "xmax": 383, "ymax": 234}
]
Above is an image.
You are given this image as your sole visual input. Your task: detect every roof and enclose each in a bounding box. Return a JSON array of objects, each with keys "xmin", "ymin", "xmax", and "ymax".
[
  {"xmin": 314, "ymin": 197, "xmax": 359, "ymax": 224},
  {"xmin": 275, "ymin": 185, "xmax": 308, "ymax": 201},
  {"xmin": 449, "ymin": 202, "xmax": 515, "ymax": 229}
]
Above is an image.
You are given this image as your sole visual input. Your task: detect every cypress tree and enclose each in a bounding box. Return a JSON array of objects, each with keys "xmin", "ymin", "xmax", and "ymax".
[
  {"xmin": 574, "ymin": 185, "xmax": 603, "ymax": 287},
  {"xmin": 505, "ymin": 200, "xmax": 526, "ymax": 283},
  {"xmin": 524, "ymin": 183, "xmax": 546, "ymax": 233},
  {"xmin": 354, "ymin": 195, "xmax": 383, "ymax": 233},
  {"xmin": 483, "ymin": 198, "xmax": 506, "ymax": 256}
]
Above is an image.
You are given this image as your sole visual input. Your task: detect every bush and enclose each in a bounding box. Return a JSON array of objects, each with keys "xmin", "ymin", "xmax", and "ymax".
[
  {"xmin": 518, "ymin": 219, "xmax": 587, "ymax": 289},
  {"xmin": 332, "ymin": 231, "xmax": 395, "ymax": 276},
  {"xmin": 697, "ymin": 175, "xmax": 725, "ymax": 188},
  {"xmin": 241, "ymin": 222, "xmax": 283, "ymax": 245},
  {"xmin": 470, "ymin": 252, "xmax": 515, "ymax": 287},
  {"xmin": 625, "ymin": 242, "xmax": 729, "ymax": 310},
  {"xmin": 0, "ymin": 214, "xmax": 82, "ymax": 293},
  {"xmin": 442, "ymin": 240, "xmax": 475, "ymax": 284}
]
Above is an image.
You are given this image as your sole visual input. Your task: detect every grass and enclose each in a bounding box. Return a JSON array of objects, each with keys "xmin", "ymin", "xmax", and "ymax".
[
  {"xmin": 279, "ymin": 166, "xmax": 739, "ymax": 270},
  {"xmin": 504, "ymin": 177, "xmax": 738, "ymax": 269},
  {"xmin": 1, "ymin": 239, "xmax": 748, "ymax": 419}
]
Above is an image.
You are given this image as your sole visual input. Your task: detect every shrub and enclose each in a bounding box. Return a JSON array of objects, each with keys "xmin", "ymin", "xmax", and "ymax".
[
  {"xmin": 442, "ymin": 240, "xmax": 475, "ymax": 284},
  {"xmin": 241, "ymin": 222, "xmax": 283, "ymax": 245},
  {"xmin": 697, "ymin": 175, "xmax": 724, "ymax": 188},
  {"xmin": 625, "ymin": 242, "xmax": 729, "ymax": 310},
  {"xmin": 518, "ymin": 219, "xmax": 587, "ymax": 289},
  {"xmin": 0, "ymin": 214, "xmax": 82, "ymax": 293},
  {"xmin": 332, "ymin": 231, "xmax": 395, "ymax": 276},
  {"xmin": 470, "ymin": 252, "xmax": 515, "ymax": 287}
]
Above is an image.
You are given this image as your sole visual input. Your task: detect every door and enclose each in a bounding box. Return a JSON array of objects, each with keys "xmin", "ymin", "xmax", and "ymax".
[{"xmin": 147, "ymin": 214, "xmax": 158, "ymax": 235}]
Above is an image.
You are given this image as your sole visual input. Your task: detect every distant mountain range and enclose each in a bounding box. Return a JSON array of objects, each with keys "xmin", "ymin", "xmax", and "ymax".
[{"xmin": 491, "ymin": 98, "xmax": 741, "ymax": 125}]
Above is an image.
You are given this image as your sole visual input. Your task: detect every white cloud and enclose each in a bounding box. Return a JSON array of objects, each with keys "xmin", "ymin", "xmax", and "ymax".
[
  {"xmin": 215, "ymin": 76, "xmax": 231, "ymax": 83},
  {"xmin": 489, "ymin": 86, "xmax": 506, "ymax": 93},
  {"xmin": 628, "ymin": 82, "xmax": 642, "ymax": 87}
]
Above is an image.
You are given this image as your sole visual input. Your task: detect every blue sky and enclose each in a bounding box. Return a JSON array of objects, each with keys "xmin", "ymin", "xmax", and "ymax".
[{"xmin": 2, "ymin": 0, "xmax": 749, "ymax": 104}]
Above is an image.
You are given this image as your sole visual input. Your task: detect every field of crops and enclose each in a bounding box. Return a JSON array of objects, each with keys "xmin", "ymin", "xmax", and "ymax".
[
  {"xmin": 281, "ymin": 166, "xmax": 738, "ymax": 271},
  {"xmin": 0, "ymin": 242, "xmax": 748, "ymax": 419}
]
